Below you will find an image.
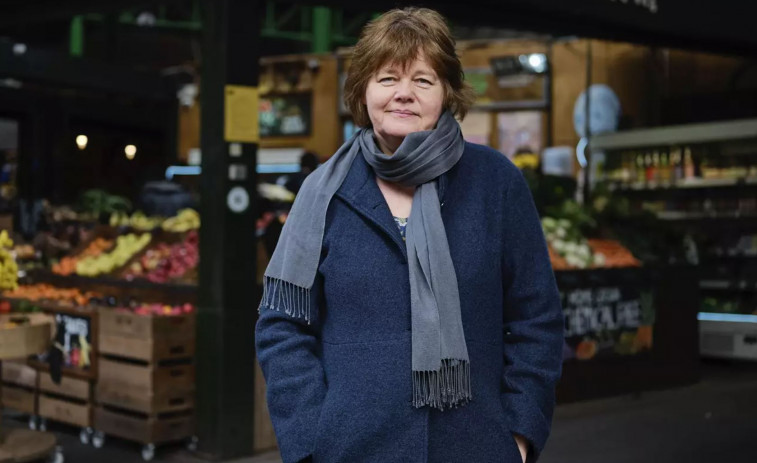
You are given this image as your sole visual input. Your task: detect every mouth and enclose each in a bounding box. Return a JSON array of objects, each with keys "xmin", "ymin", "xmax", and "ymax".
[{"xmin": 389, "ymin": 110, "xmax": 418, "ymax": 117}]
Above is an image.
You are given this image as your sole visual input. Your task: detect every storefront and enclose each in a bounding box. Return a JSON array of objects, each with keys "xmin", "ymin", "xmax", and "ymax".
[{"xmin": 1, "ymin": 0, "xmax": 757, "ymax": 461}]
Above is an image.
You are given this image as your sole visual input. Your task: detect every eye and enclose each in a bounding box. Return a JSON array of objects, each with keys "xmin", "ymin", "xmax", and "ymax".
[
  {"xmin": 378, "ymin": 76, "xmax": 396, "ymax": 84},
  {"xmin": 416, "ymin": 78, "xmax": 433, "ymax": 86}
]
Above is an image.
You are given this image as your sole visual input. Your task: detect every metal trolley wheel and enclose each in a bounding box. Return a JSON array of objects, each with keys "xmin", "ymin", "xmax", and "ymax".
[
  {"xmin": 79, "ymin": 427, "xmax": 94, "ymax": 445},
  {"xmin": 186, "ymin": 436, "xmax": 199, "ymax": 452},
  {"xmin": 141, "ymin": 443, "xmax": 156, "ymax": 461},
  {"xmin": 91, "ymin": 431, "xmax": 106, "ymax": 449},
  {"xmin": 48, "ymin": 445, "xmax": 64, "ymax": 463}
]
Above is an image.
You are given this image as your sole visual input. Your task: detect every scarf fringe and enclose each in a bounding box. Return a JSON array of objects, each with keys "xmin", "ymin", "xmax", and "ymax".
[
  {"xmin": 412, "ymin": 359, "xmax": 471, "ymax": 411},
  {"xmin": 259, "ymin": 276, "xmax": 312, "ymax": 324}
]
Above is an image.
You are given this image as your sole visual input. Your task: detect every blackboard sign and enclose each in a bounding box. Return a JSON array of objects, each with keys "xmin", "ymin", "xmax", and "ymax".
[
  {"xmin": 52, "ymin": 312, "xmax": 93, "ymax": 370},
  {"xmin": 562, "ymin": 285, "xmax": 655, "ymax": 362},
  {"xmin": 259, "ymin": 94, "xmax": 312, "ymax": 137}
]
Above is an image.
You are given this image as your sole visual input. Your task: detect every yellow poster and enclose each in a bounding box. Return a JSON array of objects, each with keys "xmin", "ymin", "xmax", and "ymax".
[{"xmin": 224, "ymin": 85, "xmax": 259, "ymax": 143}]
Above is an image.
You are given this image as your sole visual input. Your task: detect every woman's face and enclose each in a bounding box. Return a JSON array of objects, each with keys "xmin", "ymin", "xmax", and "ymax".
[{"xmin": 364, "ymin": 52, "xmax": 445, "ymax": 154}]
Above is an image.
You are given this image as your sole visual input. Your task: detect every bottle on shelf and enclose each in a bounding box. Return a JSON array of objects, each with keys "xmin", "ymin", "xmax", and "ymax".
[
  {"xmin": 660, "ymin": 150, "xmax": 671, "ymax": 185},
  {"xmin": 684, "ymin": 147, "xmax": 695, "ymax": 179},
  {"xmin": 645, "ymin": 152, "xmax": 654, "ymax": 183},
  {"xmin": 652, "ymin": 151, "xmax": 661, "ymax": 183},
  {"xmin": 671, "ymin": 147, "xmax": 684, "ymax": 183},
  {"xmin": 635, "ymin": 152, "xmax": 645, "ymax": 184}
]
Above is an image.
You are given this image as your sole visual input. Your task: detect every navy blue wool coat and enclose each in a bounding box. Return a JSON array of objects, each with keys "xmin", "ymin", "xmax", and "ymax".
[{"xmin": 256, "ymin": 142, "xmax": 564, "ymax": 463}]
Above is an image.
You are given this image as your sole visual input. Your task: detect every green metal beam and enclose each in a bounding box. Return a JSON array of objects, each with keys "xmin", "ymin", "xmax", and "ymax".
[
  {"xmin": 69, "ymin": 15, "xmax": 84, "ymax": 56},
  {"xmin": 312, "ymin": 6, "xmax": 331, "ymax": 53}
]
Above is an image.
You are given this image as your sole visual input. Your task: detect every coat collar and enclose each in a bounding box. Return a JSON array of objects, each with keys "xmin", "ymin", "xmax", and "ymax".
[{"xmin": 334, "ymin": 151, "xmax": 452, "ymax": 261}]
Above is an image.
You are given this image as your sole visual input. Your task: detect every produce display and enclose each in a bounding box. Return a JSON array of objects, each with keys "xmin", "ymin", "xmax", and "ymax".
[
  {"xmin": 109, "ymin": 211, "xmax": 165, "ymax": 231},
  {"xmin": 587, "ymin": 239, "xmax": 642, "ymax": 268},
  {"xmin": 116, "ymin": 302, "xmax": 195, "ymax": 317},
  {"xmin": 542, "ymin": 217, "xmax": 603, "ymax": 269},
  {"xmin": 76, "ymin": 233, "xmax": 151, "ymax": 277},
  {"xmin": 0, "ymin": 230, "xmax": 19, "ymax": 291},
  {"xmin": 52, "ymin": 237, "xmax": 114, "ymax": 275},
  {"xmin": 542, "ymin": 218, "xmax": 641, "ymax": 270},
  {"xmin": 123, "ymin": 231, "xmax": 199, "ymax": 283},
  {"xmin": 162, "ymin": 208, "xmax": 201, "ymax": 233},
  {"xmin": 3, "ymin": 283, "xmax": 100, "ymax": 306}
]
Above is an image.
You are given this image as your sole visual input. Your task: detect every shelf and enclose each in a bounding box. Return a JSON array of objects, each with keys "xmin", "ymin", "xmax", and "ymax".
[
  {"xmin": 470, "ymin": 100, "xmax": 549, "ymax": 112},
  {"xmin": 656, "ymin": 211, "xmax": 757, "ymax": 221},
  {"xmin": 698, "ymin": 312, "xmax": 757, "ymax": 324},
  {"xmin": 27, "ymin": 270, "xmax": 197, "ymax": 294},
  {"xmin": 608, "ymin": 177, "xmax": 757, "ymax": 191},
  {"xmin": 590, "ymin": 118, "xmax": 757, "ymax": 151},
  {"xmin": 700, "ymin": 280, "xmax": 757, "ymax": 291}
]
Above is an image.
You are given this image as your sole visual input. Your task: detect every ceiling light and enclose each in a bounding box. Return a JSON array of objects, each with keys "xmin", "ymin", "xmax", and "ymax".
[
  {"xmin": 76, "ymin": 135, "xmax": 88, "ymax": 150},
  {"xmin": 125, "ymin": 144, "xmax": 137, "ymax": 160}
]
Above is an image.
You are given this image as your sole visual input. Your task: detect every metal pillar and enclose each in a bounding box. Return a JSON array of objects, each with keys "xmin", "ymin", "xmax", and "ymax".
[
  {"xmin": 196, "ymin": 0, "xmax": 261, "ymax": 458},
  {"xmin": 69, "ymin": 16, "xmax": 84, "ymax": 57},
  {"xmin": 312, "ymin": 6, "xmax": 332, "ymax": 53}
]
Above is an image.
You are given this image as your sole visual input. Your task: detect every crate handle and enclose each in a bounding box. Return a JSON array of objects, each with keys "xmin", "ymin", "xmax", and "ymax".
[
  {"xmin": 169, "ymin": 398, "xmax": 186, "ymax": 406},
  {"xmin": 169, "ymin": 346, "xmax": 186, "ymax": 354}
]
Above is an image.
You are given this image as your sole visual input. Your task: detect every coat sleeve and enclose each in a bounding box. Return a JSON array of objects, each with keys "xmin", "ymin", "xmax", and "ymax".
[
  {"xmin": 255, "ymin": 273, "xmax": 326, "ymax": 463},
  {"xmin": 500, "ymin": 169, "xmax": 564, "ymax": 461}
]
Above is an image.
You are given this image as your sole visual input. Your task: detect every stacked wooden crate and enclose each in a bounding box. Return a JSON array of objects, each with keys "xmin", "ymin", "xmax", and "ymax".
[
  {"xmin": 94, "ymin": 308, "xmax": 195, "ymax": 461},
  {"xmin": 1, "ymin": 361, "xmax": 38, "ymax": 423},
  {"xmin": 37, "ymin": 371, "xmax": 93, "ymax": 441}
]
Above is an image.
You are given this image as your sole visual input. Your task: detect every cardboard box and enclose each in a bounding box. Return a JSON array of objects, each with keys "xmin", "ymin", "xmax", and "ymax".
[
  {"xmin": 38, "ymin": 395, "xmax": 91, "ymax": 427},
  {"xmin": 94, "ymin": 407, "xmax": 194, "ymax": 444}
]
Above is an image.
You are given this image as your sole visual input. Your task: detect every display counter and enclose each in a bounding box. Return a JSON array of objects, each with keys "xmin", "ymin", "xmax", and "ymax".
[{"xmin": 556, "ymin": 265, "xmax": 700, "ymax": 403}]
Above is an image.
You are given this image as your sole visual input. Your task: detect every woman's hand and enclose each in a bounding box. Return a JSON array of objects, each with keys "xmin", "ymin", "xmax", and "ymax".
[{"xmin": 513, "ymin": 434, "xmax": 528, "ymax": 463}]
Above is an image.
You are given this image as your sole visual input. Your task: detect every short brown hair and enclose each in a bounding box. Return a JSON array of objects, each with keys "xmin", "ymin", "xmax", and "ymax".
[{"xmin": 343, "ymin": 8, "xmax": 475, "ymax": 127}]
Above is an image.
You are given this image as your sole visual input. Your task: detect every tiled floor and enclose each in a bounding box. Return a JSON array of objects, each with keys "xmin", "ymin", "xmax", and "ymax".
[{"xmin": 11, "ymin": 360, "xmax": 757, "ymax": 462}]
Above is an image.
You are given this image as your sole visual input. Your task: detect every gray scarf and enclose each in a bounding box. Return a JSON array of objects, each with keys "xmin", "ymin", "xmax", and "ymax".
[{"xmin": 260, "ymin": 111, "xmax": 471, "ymax": 410}]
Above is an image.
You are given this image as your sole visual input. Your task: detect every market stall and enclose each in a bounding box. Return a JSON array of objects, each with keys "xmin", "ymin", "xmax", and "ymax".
[{"xmin": 0, "ymin": 203, "xmax": 199, "ymax": 461}]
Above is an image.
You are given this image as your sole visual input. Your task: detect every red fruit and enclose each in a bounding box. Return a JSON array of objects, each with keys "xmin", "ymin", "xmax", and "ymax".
[
  {"xmin": 182, "ymin": 303, "xmax": 194, "ymax": 313},
  {"xmin": 0, "ymin": 300, "xmax": 11, "ymax": 314}
]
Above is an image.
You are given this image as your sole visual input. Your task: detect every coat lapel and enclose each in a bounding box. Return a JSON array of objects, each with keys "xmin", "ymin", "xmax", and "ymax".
[
  {"xmin": 335, "ymin": 153, "xmax": 407, "ymax": 260},
  {"xmin": 334, "ymin": 150, "xmax": 454, "ymax": 262}
]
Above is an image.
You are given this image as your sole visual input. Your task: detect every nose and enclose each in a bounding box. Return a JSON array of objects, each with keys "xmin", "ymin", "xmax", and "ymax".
[{"xmin": 393, "ymin": 79, "xmax": 414, "ymax": 102}]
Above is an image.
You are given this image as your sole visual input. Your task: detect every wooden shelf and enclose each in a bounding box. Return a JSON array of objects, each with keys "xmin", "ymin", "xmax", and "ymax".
[
  {"xmin": 470, "ymin": 100, "xmax": 548, "ymax": 112},
  {"xmin": 608, "ymin": 177, "xmax": 757, "ymax": 191},
  {"xmin": 28, "ymin": 271, "xmax": 197, "ymax": 294},
  {"xmin": 590, "ymin": 118, "xmax": 757, "ymax": 151}
]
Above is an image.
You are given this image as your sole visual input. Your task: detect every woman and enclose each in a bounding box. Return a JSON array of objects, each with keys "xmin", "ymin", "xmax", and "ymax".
[{"xmin": 256, "ymin": 8, "xmax": 563, "ymax": 463}]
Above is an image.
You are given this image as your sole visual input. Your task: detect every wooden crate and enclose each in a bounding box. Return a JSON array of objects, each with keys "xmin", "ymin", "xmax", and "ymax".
[
  {"xmin": 1, "ymin": 361, "xmax": 37, "ymax": 389},
  {"xmin": 0, "ymin": 314, "xmax": 53, "ymax": 359},
  {"xmin": 38, "ymin": 373, "xmax": 90, "ymax": 401},
  {"xmin": 1, "ymin": 384, "xmax": 36, "ymax": 414},
  {"xmin": 94, "ymin": 406, "xmax": 194, "ymax": 445},
  {"xmin": 95, "ymin": 384, "xmax": 194, "ymax": 415},
  {"xmin": 99, "ymin": 333, "xmax": 195, "ymax": 363},
  {"xmin": 98, "ymin": 309, "xmax": 195, "ymax": 341},
  {"xmin": 38, "ymin": 394, "xmax": 91, "ymax": 428},
  {"xmin": 98, "ymin": 358, "xmax": 194, "ymax": 396}
]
